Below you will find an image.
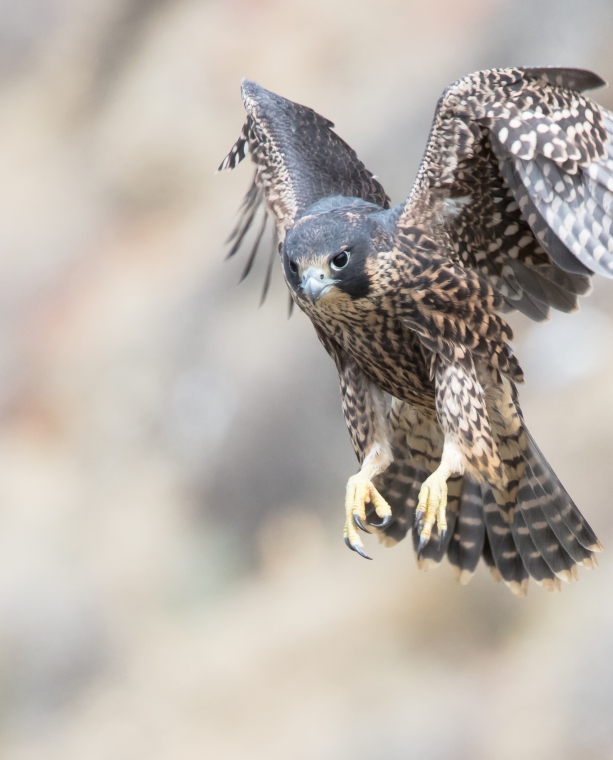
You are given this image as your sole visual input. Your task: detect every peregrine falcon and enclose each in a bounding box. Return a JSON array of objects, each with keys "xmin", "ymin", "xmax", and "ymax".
[{"xmin": 219, "ymin": 68, "xmax": 612, "ymax": 595}]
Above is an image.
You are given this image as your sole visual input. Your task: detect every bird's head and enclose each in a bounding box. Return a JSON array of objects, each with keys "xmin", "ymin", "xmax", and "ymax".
[{"xmin": 282, "ymin": 197, "xmax": 393, "ymax": 307}]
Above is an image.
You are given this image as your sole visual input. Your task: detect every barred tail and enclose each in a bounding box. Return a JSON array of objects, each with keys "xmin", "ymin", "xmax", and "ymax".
[
  {"xmin": 369, "ymin": 402, "xmax": 602, "ymax": 595},
  {"xmin": 473, "ymin": 433, "xmax": 602, "ymax": 595}
]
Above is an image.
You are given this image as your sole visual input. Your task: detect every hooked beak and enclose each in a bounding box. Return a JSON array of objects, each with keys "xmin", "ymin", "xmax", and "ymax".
[{"xmin": 301, "ymin": 267, "xmax": 338, "ymax": 303}]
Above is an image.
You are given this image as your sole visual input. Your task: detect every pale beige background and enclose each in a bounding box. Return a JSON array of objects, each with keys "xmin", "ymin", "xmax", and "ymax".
[{"xmin": 0, "ymin": 1, "xmax": 612, "ymax": 758}]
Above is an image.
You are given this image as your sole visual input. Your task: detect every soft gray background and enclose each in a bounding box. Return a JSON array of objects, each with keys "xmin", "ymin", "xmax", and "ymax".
[{"xmin": 0, "ymin": 1, "xmax": 612, "ymax": 758}]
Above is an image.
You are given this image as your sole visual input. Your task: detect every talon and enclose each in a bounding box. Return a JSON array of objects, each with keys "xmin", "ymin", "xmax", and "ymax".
[
  {"xmin": 353, "ymin": 544, "xmax": 372, "ymax": 560},
  {"xmin": 372, "ymin": 514, "xmax": 392, "ymax": 529},
  {"xmin": 353, "ymin": 514, "xmax": 368, "ymax": 532},
  {"xmin": 418, "ymin": 534, "xmax": 428, "ymax": 557},
  {"xmin": 344, "ymin": 535, "xmax": 372, "ymax": 559},
  {"xmin": 416, "ymin": 465, "xmax": 450, "ymax": 552},
  {"xmin": 343, "ymin": 471, "xmax": 392, "ymax": 561}
]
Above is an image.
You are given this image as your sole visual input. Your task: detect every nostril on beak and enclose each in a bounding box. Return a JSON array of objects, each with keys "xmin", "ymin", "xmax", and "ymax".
[{"xmin": 301, "ymin": 266, "xmax": 336, "ymax": 303}]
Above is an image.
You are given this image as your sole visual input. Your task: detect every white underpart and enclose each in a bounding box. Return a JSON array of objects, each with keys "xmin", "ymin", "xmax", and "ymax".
[
  {"xmin": 441, "ymin": 438, "xmax": 466, "ymax": 476},
  {"xmin": 360, "ymin": 441, "xmax": 393, "ymax": 481},
  {"xmin": 442, "ymin": 195, "xmax": 472, "ymax": 219}
]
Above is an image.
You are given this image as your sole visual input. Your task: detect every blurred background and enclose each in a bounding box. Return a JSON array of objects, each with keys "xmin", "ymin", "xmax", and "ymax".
[{"xmin": 0, "ymin": 0, "xmax": 613, "ymax": 758}]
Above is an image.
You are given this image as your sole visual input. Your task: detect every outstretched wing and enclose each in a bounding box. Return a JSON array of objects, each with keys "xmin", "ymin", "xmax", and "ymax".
[
  {"xmin": 397, "ymin": 67, "xmax": 613, "ymax": 322},
  {"xmin": 218, "ymin": 80, "xmax": 389, "ymax": 293}
]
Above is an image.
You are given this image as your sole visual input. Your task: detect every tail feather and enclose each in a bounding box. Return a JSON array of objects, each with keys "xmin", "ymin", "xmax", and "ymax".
[
  {"xmin": 481, "ymin": 530, "xmax": 499, "ymax": 579},
  {"xmin": 482, "ymin": 487, "xmax": 530, "ymax": 595},
  {"xmin": 447, "ymin": 479, "xmax": 486, "ymax": 583},
  {"xmin": 524, "ymin": 432, "xmax": 602, "ymax": 552},
  {"xmin": 541, "ymin": 496, "xmax": 599, "ymax": 567},
  {"xmin": 509, "ymin": 507, "xmax": 561, "ymax": 590},
  {"xmin": 517, "ymin": 460, "xmax": 579, "ymax": 581}
]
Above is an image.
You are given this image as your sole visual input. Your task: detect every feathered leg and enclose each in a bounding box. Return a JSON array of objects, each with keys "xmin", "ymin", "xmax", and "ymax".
[
  {"xmin": 311, "ymin": 328, "xmax": 396, "ymax": 559},
  {"xmin": 416, "ymin": 356, "xmax": 503, "ymax": 552}
]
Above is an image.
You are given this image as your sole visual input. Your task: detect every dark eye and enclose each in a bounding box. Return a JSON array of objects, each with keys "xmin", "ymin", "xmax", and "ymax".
[
  {"xmin": 331, "ymin": 250, "xmax": 350, "ymax": 270},
  {"xmin": 288, "ymin": 259, "xmax": 298, "ymax": 274}
]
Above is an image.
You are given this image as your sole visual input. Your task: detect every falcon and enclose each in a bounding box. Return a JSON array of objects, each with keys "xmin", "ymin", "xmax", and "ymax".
[{"xmin": 218, "ymin": 67, "xmax": 612, "ymax": 595}]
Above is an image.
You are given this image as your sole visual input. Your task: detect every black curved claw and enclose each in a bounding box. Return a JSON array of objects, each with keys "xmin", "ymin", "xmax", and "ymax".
[
  {"xmin": 354, "ymin": 544, "xmax": 373, "ymax": 560},
  {"xmin": 417, "ymin": 533, "xmax": 429, "ymax": 558},
  {"xmin": 439, "ymin": 528, "xmax": 447, "ymax": 546},
  {"xmin": 344, "ymin": 535, "xmax": 372, "ymax": 560},
  {"xmin": 353, "ymin": 514, "xmax": 368, "ymax": 532},
  {"xmin": 414, "ymin": 509, "xmax": 424, "ymax": 528},
  {"xmin": 371, "ymin": 513, "xmax": 393, "ymax": 529}
]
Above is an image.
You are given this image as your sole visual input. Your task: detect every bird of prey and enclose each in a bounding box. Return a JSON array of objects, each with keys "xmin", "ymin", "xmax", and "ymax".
[{"xmin": 218, "ymin": 67, "xmax": 612, "ymax": 595}]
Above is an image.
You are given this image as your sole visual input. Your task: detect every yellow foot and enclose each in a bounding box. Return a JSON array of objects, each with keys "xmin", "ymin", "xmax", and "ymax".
[
  {"xmin": 343, "ymin": 472, "xmax": 393, "ymax": 560},
  {"xmin": 415, "ymin": 465, "xmax": 450, "ymax": 554}
]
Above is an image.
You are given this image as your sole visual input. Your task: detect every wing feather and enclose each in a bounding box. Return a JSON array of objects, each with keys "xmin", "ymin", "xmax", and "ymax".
[
  {"xmin": 219, "ymin": 80, "xmax": 389, "ymax": 286},
  {"xmin": 397, "ymin": 66, "xmax": 612, "ymax": 328}
]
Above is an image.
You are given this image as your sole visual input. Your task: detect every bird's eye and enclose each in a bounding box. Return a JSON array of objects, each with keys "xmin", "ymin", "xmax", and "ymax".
[
  {"xmin": 288, "ymin": 259, "xmax": 298, "ymax": 274},
  {"xmin": 331, "ymin": 250, "xmax": 350, "ymax": 270}
]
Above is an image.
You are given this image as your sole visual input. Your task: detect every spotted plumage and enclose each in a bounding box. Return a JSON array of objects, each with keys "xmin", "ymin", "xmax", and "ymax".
[{"xmin": 219, "ymin": 68, "xmax": 610, "ymax": 594}]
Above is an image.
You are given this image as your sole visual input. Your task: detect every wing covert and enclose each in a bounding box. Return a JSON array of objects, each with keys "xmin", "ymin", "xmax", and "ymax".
[{"xmin": 397, "ymin": 67, "xmax": 613, "ymax": 322}]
